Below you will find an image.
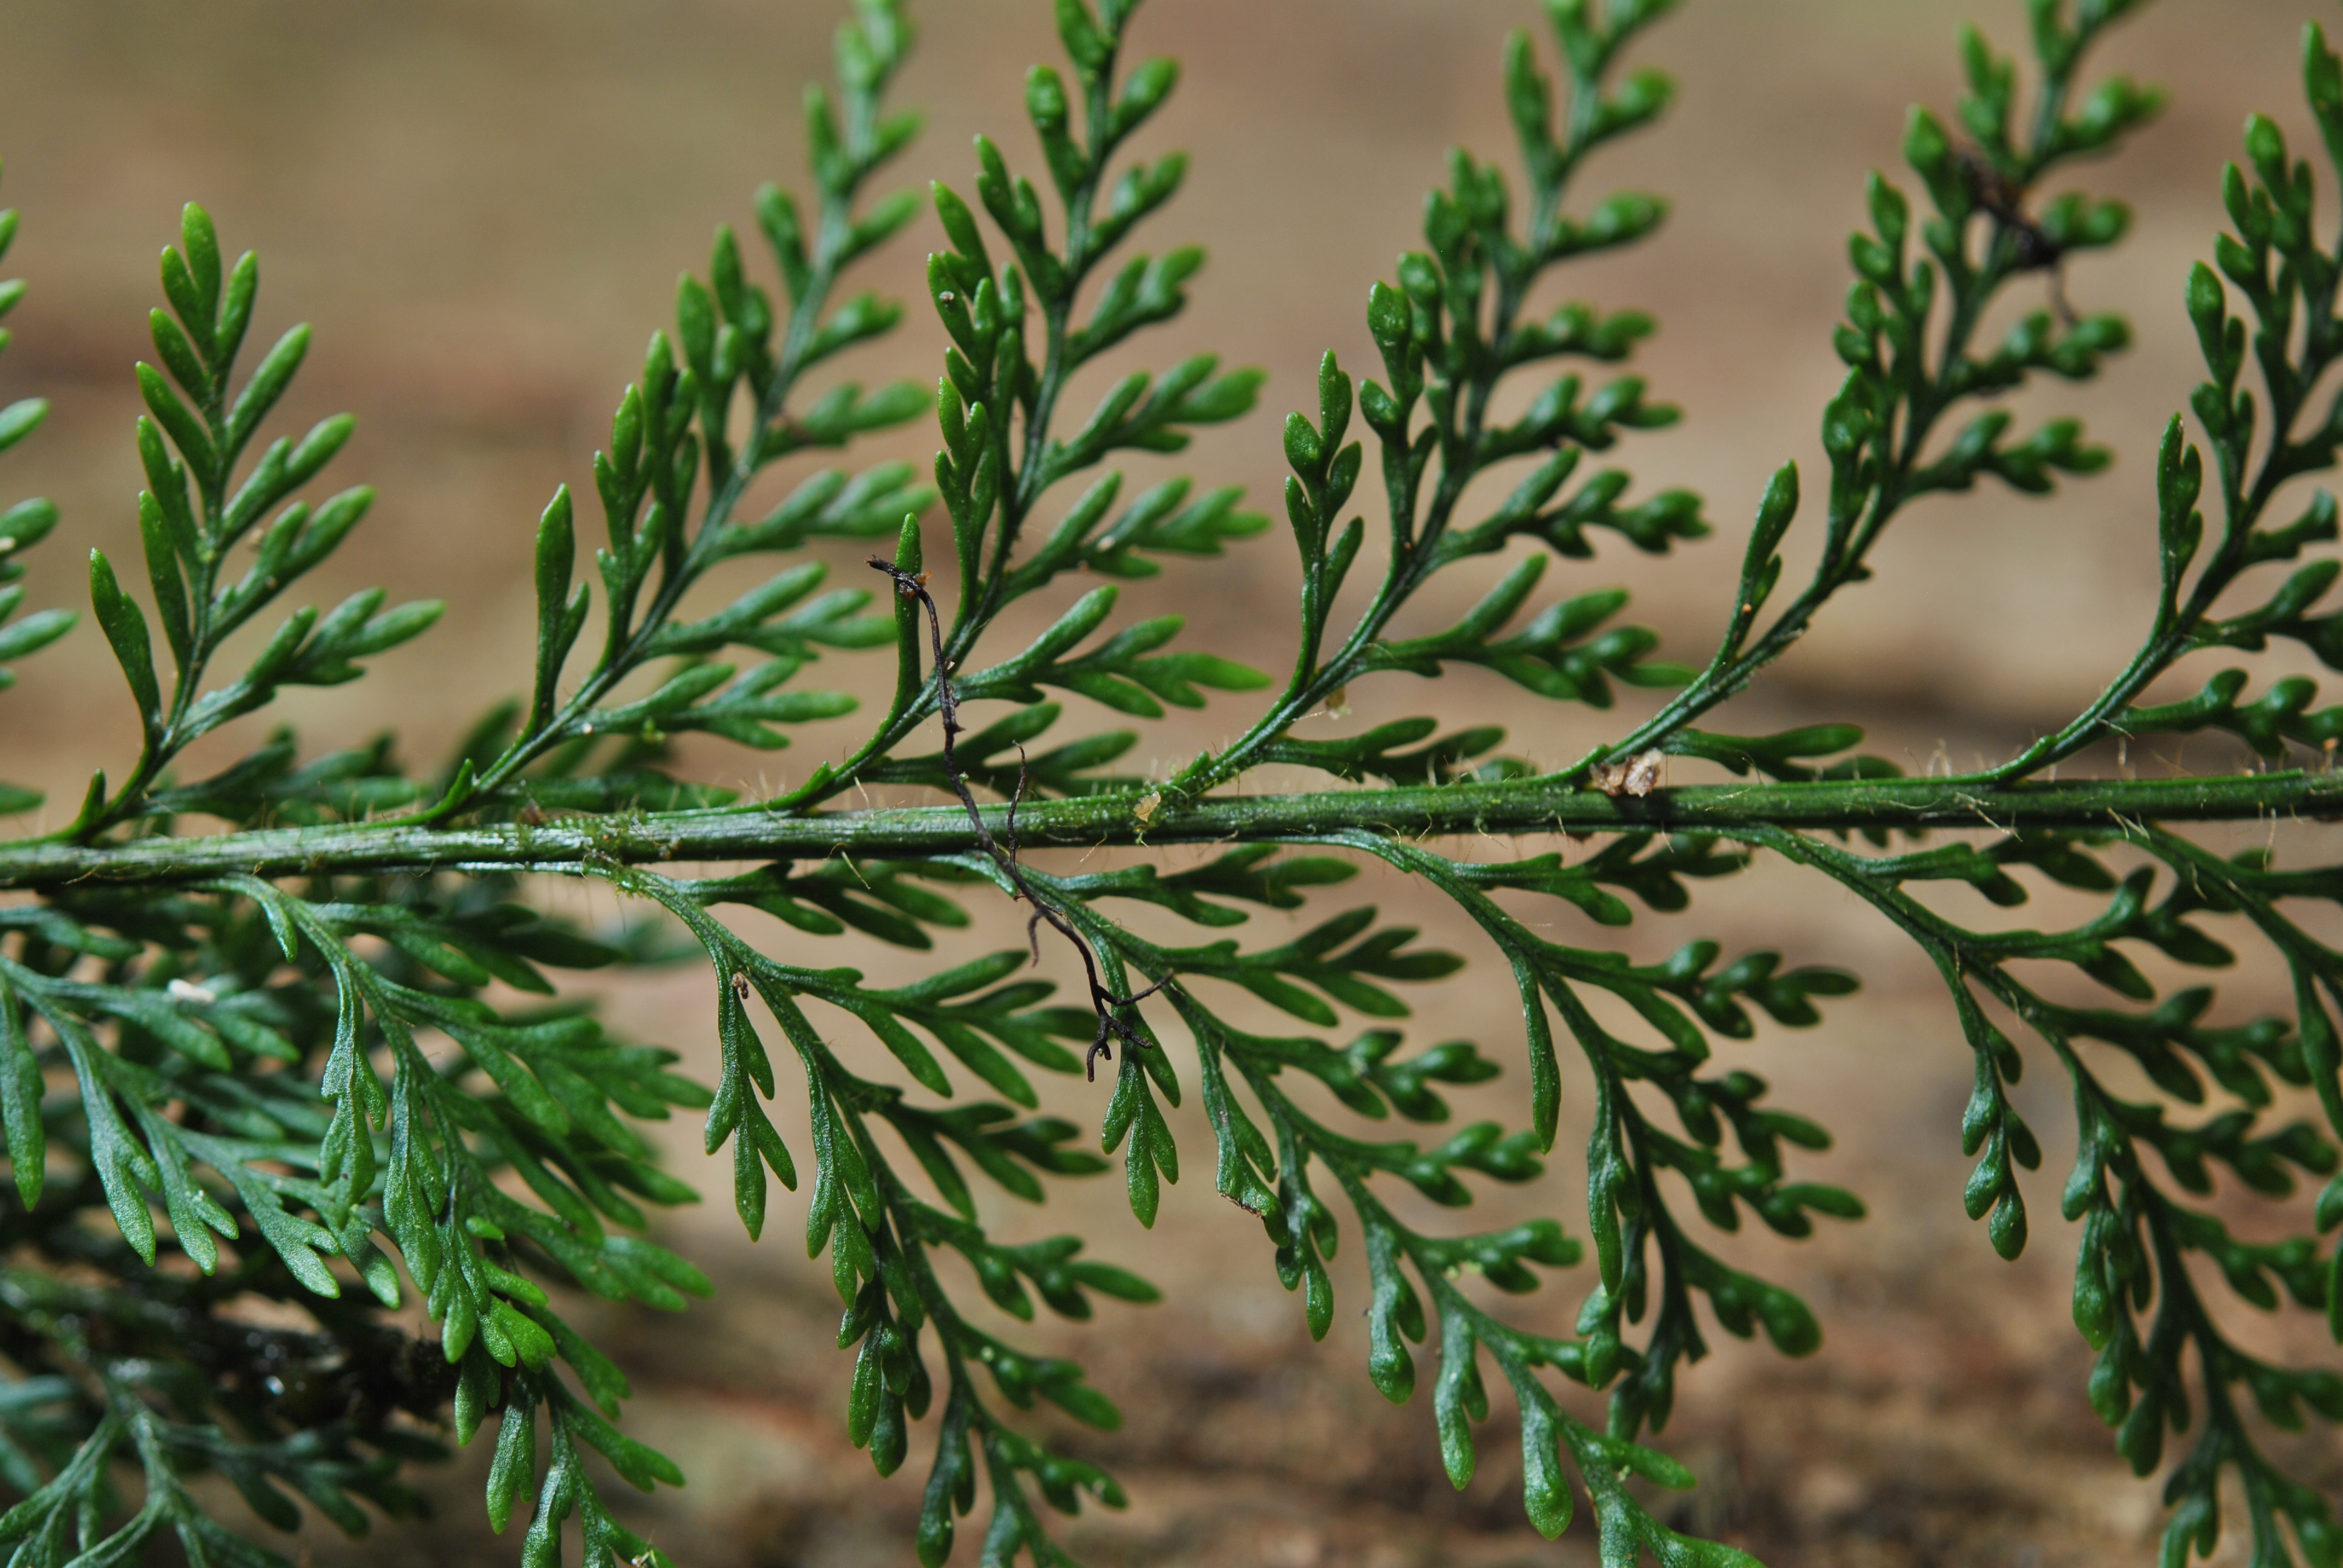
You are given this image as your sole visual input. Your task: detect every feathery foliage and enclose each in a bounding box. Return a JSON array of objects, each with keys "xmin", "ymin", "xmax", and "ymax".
[{"xmin": 0, "ymin": 1, "xmax": 2340, "ymax": 1564}]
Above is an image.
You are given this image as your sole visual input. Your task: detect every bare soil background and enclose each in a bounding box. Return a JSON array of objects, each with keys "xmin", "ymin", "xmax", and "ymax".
[{"xmin": 1, "ymin": 1, "xmax": 2339, "ymax": 1563}]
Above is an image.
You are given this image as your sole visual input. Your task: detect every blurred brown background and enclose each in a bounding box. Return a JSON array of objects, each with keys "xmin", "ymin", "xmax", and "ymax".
[{"xmin": 3, "ymin": 2, "xmax": 2341, "ymax": 1564}]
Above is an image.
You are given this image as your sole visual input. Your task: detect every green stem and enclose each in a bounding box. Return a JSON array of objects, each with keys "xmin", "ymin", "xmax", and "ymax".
[
  {"xmin": 79, "ymin": 372, "xmax": 254, "ymax": 839},
  {"xmin": 1167, "ymin": 223, "xmax": 1534, "ymax": 799},
  {"xmin": 783, "ymin": 38, "xmax": 1136, "ymax": 812},
  {"xmin": 7, "ymin": 767, "xmax": 2339, "ymax": 887},
  {"xmin": 453, "ymin": 196, "xmax": 862, "ymax": 813},
  {"xmin": 1981, "ymin": 337, "xmax": 2343, "ymax": 784},
  {"xmin": 1159, "ymin": 17, "xmax": 1669, "ymax": 804},
  {"xmin": 1572, "ymin": 237, "xmax": 2019, "ymax": 787}
]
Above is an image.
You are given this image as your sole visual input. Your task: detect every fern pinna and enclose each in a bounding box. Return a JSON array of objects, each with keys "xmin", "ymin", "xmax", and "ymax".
[{"xmin": 0, "ymin": 1, "xmax": 2339, "ymax": 1564}]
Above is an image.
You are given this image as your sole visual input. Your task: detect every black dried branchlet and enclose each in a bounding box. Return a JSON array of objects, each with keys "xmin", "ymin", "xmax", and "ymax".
[{"xmin": 871, "ymin": 554, "xmax": 1170, "ymax": 1080}]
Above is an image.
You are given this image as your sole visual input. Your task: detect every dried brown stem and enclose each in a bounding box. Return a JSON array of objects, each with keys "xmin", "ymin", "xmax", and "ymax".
[{"xmin": 868, "ymin": 558, "xmax": 1167, "ymax": 1079}]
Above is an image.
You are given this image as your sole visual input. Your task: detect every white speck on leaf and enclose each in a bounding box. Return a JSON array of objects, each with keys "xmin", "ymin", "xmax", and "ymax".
[{"xmin": 1591, "ymin": 750, "xmax": 1665, "ymax": 797}]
